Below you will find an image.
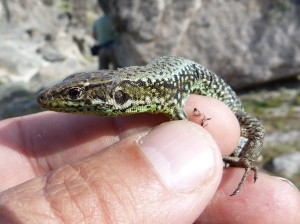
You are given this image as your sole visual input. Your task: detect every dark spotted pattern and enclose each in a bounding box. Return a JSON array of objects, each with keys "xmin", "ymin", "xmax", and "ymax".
[{"xmin": 37, "ymin": 56, "xmax": 265, "ymax": 195}]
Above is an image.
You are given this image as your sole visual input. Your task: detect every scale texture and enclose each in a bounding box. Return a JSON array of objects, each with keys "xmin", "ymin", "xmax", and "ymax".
[{"xmin": 37, "ymin": 56, "xmax": 265, "ymax": 195}]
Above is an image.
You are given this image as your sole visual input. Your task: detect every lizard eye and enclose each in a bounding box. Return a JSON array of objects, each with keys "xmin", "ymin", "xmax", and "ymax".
[
  {"xmin": 114, "ymin": 90, "xmax": 129, "ymax": 104},
  {"xmin": 67, "ymin": 87, "xmax": 83, "ymax": 100}
]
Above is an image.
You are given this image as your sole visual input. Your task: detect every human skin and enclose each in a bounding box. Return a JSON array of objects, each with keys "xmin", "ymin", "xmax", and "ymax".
[{"xmin": 0, "ymin": 95, "xmax": 299, "ymax": 224}]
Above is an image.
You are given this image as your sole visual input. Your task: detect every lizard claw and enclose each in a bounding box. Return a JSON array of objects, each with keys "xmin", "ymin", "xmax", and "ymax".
[
  {"xmin": 192, "ymin": 108, "xmax": 211, "ymax": 127},
  {"xmin": 223, "ymin": 156, "xmax": 258, "ymax": 196}
]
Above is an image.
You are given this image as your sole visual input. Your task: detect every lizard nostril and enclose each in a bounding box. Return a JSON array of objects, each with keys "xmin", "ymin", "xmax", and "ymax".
[{"xmin": 37, "ymin": 93, "xmax": 46, "ymax": 104}]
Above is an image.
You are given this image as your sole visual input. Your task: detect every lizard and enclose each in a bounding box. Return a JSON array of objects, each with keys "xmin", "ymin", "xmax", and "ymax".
[{"xmin": 37, "ymin": 56, "xmax": 265, "ymax": 195}]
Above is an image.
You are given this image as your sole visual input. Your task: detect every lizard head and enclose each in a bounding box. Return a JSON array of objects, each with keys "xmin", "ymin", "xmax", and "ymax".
[{"xmin": 37, "ymin": 68, "xmax": 170, "ymax": 116}]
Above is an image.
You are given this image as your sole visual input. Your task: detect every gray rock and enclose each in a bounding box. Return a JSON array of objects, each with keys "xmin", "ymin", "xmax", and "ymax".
[
  {"xmin": 0, "ymin": 35, "xmax": 45, "ymax": 84},
  {"xmin": 0, "ymin": 0, "xmax": 98, "ymax": 119},
  {"xmin": 38, "ymin": 45, "xmax": 65, "ymax": 62},
  {"xmin": 264, "ymin": 130, "xmax": 300, "ymax": 147},
  {"xmin": 0, "ymin": 0, "xmax": 97, "ymax": 96},
  {"xmin": 265, "ymin": 152, "xmax": 300, "ymax": 177},
  {"xmin": 101, "ymin": 0, "xmax": 300, "ymax": 88}
]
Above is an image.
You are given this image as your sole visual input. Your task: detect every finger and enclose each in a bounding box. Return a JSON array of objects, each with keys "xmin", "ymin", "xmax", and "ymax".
[
  {"xmin": 186, "ymin": 95, "xmax": 240, "ymax": 155},
  {"xmin": 0, "ymin": 95, "xmax": 238, "ymax": 158},
  {"xmin": 0, "ymin": 121, "xmax": 223, "ymax": 224},
  {"xmin": 197, "ymin": 170, "xmax": 300, "ymax": 223},
  {"xmin": 0, "ymin": 112, "xmax": 168, "ymax": 192},
  {"xmin": 0, "ymin": 95, "xmax": 239, "ymax": 191}
]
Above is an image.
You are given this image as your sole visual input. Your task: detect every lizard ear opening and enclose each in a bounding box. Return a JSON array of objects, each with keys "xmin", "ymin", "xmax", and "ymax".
[{"xmin": 114, "ymin": 90, "xmax": 129, "ymax": 104}]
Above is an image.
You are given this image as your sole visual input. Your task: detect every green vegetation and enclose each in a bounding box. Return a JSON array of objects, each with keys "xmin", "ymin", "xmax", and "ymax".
[
  {"xmin": 263, "ymin": 140, "xmax": 300, "ymax": 162},
  {"xmin": 54, "ymin": 0, "xmax": 73, "ymax": 13},
  {"xmin": 240, "ymin": 87, "xmax": 300, "ymax": 131},
  {"xmin": 267, "ymin": 0, "xmax": 293, "ymax": 22},
  {"xmin": 293, "ymin": 172, "xmax": 300, "ymax": 189}
]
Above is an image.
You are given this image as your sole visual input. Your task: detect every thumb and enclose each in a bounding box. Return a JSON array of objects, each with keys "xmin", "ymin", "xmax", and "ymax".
[{"xmin": 0, "ymin": 121, "xmax": 223, "ymax": 224}]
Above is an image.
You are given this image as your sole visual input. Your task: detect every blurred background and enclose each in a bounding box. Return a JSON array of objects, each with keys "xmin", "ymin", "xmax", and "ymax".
[{"xmin": 0, "ymin": 0, "xmax": 299, "ymax": 188}]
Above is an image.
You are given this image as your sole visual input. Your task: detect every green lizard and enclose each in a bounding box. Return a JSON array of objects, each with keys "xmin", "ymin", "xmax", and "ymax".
[{"xmin": 37, "ymin": 56, "xmax": 265, "ymax": 195}]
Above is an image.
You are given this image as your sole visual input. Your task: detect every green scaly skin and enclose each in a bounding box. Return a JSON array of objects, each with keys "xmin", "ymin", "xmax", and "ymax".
[{"xmin": 37, "ymin": 56, "xmax": 265, "ymax": 195}]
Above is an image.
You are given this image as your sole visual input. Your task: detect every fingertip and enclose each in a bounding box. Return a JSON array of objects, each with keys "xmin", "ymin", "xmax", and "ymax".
[
  {"xmin": 199, "ymin": 170, "xmax": 300, "ymax": 223},
  {"xmin": 185, "ymin": 95, "xmax": 240, "ymax": 155}
]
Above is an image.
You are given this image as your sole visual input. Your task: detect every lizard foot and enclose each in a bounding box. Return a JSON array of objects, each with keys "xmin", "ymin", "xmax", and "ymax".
[
  {"xmin": 222, "ymin": 155, "xmax": 258, "ymax": 196},
  {"xmin": 192, "ymin": 108, "xmax": 211, "ymax": 127}
]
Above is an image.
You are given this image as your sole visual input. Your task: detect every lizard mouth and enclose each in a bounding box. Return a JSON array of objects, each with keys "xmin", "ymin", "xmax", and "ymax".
[
  {"xmin": 37, "ymin": 90, "xmax": 102, "ymax": 114},
  {"xmin": 37, "ymin": 90, "xmax": 69, "ymax": 111},
  {"xmin": 37, "ymin": 90, "xmax": 52, "ymax": 109}
]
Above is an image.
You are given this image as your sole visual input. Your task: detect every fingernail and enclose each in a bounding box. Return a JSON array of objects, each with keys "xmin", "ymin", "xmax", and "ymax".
[
  {"xmin": 139, "ymin": 121, "xmax": 221, "ymax": 193},
  {"xmin": 277, "ymin": 177, "xmax": 299, "ymax": 192}
]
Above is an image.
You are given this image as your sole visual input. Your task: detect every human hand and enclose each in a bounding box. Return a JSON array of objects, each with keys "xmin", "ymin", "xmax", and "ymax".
[{"xmin": 0, "ymin": 95, "xmax": 299, "ymax": 223}]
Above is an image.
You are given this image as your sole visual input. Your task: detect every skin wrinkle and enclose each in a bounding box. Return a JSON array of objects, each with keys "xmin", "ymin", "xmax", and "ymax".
[
  {"xmin": 39, "ymin": 154, "xmax": 60, "ymax": 177},
  {"xmin": 42, "ymin": 174, "xmax": 66, "ymax": 224},
  {"xmin": 117, "ymin": 165, "xmax": 141, "ymax": 222},
  {"xmin": 45, "ymin": 165, "xmax": 94, "ymax": 224},
  {"xmin": 71, "ymin": 163, "xmax": 106, "ymax": 223},
  {"xmin": 101, "ymin": 151, "xmax": 141, "ymax": 223},
  {"xmin": 92, "ymin": 179, "xmax": 115, "ymax": 223},
  {"xmin": 63, "ymin": 164, "xmax": 90, "ymax": 223},
  {"xmin": 55, "ymin": 165, "xmax": 97, "ymax": 223},
  {"xmin": 79, "ymin": 139, "xmax": 150, "ymax": 223},
  {"xmin": 101, "ymin": 172, "xmax": 136, "ymax": 222},
  {"xmin": 71, "ymin": 163, "xmax": 113, "ymax": 223}
]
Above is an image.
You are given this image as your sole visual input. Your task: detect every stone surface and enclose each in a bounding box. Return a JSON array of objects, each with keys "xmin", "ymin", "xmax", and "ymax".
[
  {"xmin": 0, "ymin": 35, "xmax": 45, "ymax": 84},
  {"xmin": 0, "ymin": 0, "xmax": 98, "ymax": 99},
  {"xmin": 101, "ymin": 0, "xmax": 300, "ymax": 88},
  {"xmin": 264, "ymin": 151, "xmax": 300, "ymax": 178},
  {"xmin": 0, "ymin": 0, "xmax": 99, "ymax": 119}
]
